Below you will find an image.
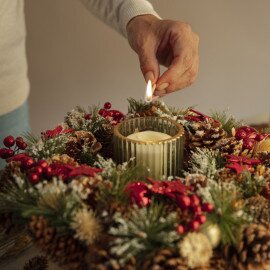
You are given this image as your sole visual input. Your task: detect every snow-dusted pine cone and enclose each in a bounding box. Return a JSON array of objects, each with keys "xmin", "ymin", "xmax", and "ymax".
[
  {"xmin": 258, "ymin": 152, "xmax": 270, "ymax": 167},
  {"xmin": 212, "ymin": 137, "xmax": 243, "ymax": 156},
  {"xmin": 224, "ymin": 223, "xmax": 270, "ymax": 270},
  {"xmin": 186, "ymin": 119, "xmax": 226, "ymax": 151},
  {"xmin": 65, "ymin": 130, "xmax": 102, "ymax": 161},
  {"xmin": 246, "ymin": 195, "xmax": 270, "ymax": 227},
  {"xmin": 28, "ymin": 216, "xmax": 87, "ymax": 270},
  {"xmin": 218, "ymin": 168, "xmax": 245, "ymax": 183},
  {"xmin": 141, "ymin": 248, "xmax": 188, "ymax": 270}
]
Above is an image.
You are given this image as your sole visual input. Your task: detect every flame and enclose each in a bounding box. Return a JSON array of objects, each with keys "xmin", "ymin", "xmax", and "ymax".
[{"xmin": 145, "ymin": 80, "xmax": 153, "ymax": 102}]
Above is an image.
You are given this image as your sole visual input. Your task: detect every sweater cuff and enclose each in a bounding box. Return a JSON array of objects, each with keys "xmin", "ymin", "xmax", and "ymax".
[{"xmin": 120, "ymin": 0, "xmax": 160, "ymax": 37}]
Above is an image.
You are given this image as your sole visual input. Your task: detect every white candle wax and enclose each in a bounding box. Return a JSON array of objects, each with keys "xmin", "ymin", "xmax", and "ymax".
[{"xmin": 127, "ymin": 131, "xmax": 172, "ymax": 178}]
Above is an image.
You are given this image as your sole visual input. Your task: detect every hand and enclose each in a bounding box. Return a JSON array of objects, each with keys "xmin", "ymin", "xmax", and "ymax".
[{"xmin": 127, "ymin": 15, "xmax": 199, "ymax": 97}]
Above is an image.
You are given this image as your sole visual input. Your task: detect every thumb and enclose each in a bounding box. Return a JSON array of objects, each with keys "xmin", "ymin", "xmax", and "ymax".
[{"xmin": 138, "ymin": 46, "xmax": 160, "ymax": 84}]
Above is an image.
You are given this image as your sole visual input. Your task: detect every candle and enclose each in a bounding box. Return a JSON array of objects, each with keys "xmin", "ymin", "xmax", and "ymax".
[
  {"xmin": 145, "ymin": 80, "xmax": 153, "ymax": 103},
  {"xmin": 127, "ymin": 130, "xmax": 172, "ymax": 178}
]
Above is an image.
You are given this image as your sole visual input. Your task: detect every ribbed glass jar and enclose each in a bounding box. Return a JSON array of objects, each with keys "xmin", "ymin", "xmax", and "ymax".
[{"xmin": 113, "ymin": 117, "xmax": 185, "ymax": 179}]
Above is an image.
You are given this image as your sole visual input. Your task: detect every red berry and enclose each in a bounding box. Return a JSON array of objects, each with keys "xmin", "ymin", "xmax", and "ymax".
[
  {"xmin": 191, "ymin": 205, "xmax": 202, "ymax": 214},
  {"xmin": 202, "ymin": 202, "xmax": 214, "ymax": 213},
  {"xmin": 255, "ymin": 133, "xmax": 265, "ymax": 142},
  {"xmin": 3, "ymin": 135, "xmax": 15, "ymax": 148},
  {"xmin": 103, "ymin": 102, "xmax": 111, "ymax": 110},
  {"xmin": 84, "ymin": 113, "xmax": 92, "ymax": 120},
  {"xmin": 21, "ymin": 158, "xmax": 34, "ymax": 169},
  {"xmin": 243, "ymin": 138, "xmax": 255, "ymax": 150},
  {"xmin": 36, "ymin": 160, "xmax": 48, "ymax": 169},
  {"xmin": 177, "ymin": 225, "xmax": 185, "ymax": 234},
  {"xmin": 98, "ymin": 109, "xmax": 107, "ymax": 116},
  {"xmin": 32, "ymin": 166, "xmax": 43, "ymax": 175},
  {"xmin": 241, "ymin": 126, "xmax": 256, "ymax": 134},
  {"xmin": 28, "ymin": 173, "xmax": 40, "ymax": 184},
  {"xmin": 235, "ymin": 129, "xmax": 247, "ymax": 140},
  {"xmin": 43, "ymin": 166, "xmax": 52, "ymax": 178},
  {"xmin": 176, "ymin": 195, "xmax": 191, "ymax": 209},
  {"xmin": 189, "ymin": 220, "xmax": 200, "ymax": 231},
  {"xmin": 196, "ymin": 214, "xmax": 207, "ymax": 224},
  {"xmin": 16, "ymin": 137, "xmax": 27, "ymax": 150},
  {"xmin": 189, "ymin": 194, "xmax": 201, "ymax": 206},
  {"xmin": 0, "ymin": 148, "xmax": 14, "ymax": 159}
]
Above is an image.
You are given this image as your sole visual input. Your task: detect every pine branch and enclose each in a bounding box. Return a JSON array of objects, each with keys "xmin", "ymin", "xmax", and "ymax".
[
  {"xmin": 210, "ymin": 110, "xmax": 242, "ymax": 135},
  {"xmin": 23, "ymin": 256, "xmax": 48, "ymax": 270},
  {"xmin": 127, "ymin": 98, "xmax": 152, "ymax": 114}
]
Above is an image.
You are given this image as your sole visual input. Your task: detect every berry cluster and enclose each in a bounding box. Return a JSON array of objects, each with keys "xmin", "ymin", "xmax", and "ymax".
[
  {"xmin": 91, "ymin": 102, "xmax": 124, "ymax": 125},
  {"xmin": 125, "ymin": 177, "xmax": 214, "ymax": 235},
  {"xmin": 235, "ymin": 126, "xmax": 268, "ymax": 150},
  {"xmin": 0, "ymin": 135, "xmax": 27, "ymax": 159}
]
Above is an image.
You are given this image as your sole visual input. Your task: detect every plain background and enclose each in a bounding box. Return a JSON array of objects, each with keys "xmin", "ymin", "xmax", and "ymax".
[{"xmin": 25, "ymin": 0, "xmax": 270, "ymax": 134}]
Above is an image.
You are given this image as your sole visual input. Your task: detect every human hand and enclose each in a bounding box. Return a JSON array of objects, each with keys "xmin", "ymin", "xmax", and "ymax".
[{"xmin": 127, "ymin": 15, "xmax": 199, "ymax": 97}]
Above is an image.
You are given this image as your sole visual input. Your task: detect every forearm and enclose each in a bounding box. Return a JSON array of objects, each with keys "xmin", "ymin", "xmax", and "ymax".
[{"xmin": 79, "ymin": 0, "xmax": 159, "ymax": 37}]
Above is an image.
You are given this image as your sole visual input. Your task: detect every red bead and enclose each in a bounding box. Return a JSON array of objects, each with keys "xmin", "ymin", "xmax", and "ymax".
[
  {"xmin": 177, "ymin": 225, "xmax": 185, "ymax": 234},
  {"xmin": 196, "ymin": 214, "xmax": 207, "ymax": 224},
  {"xmin": 235, "ymin": 129, "xmax": 247, "ymax": 140},
  {"xmin": 202, "ymin": 202, "xmax": 214, "ymax": 213},
  {"xmin": 3, "ymin": 135, "xmax": 15, "ymax": 148},
  {"xmin": 103, "ymin": 102, "xmax": 111, "ymax": 110},
  {"xmin": 32, "ymin": 166, "xmax": 43, "ymax": 175},
  {"xmin": 36, "ymin": 160, "xmax": 48, "ymax": 169},
  {"xmin": 0, "ymin": 148, "xmax": 14, "ymax": 159},
  {"xmin": 189, "ymin": 194, "xmax": 201, "ymax": 206},
  {"xmin": 176, "ymin": 195, "xmax": 191, "ymax": 209},
  {"xmin": 84, "ymin": 113, "xmax": 92, "ymax": 120},
  {"xmin": 255, "ymin": 133, "xmax": 265, "ymax": 142},
  {"xmin": 191, "ymin": 205, "xmax": 202, "ymax": 215},
  {"xmin": 243, "ymin": 138, "xmax": 255, "ymax": 150},
  {"xmin": 21, "ymin": 158, "xmax": 34, "ymax": 169},
  {"xmin": 16, "ymin": 137, "xmax": 27, "ymax": 150},
  {"xmin": 189, "ymin": 220, "xmax": 200, "ymax": 231},
  {"xmin": 28, "ymin": 173, "xmax": 40, "ymax": 184}
]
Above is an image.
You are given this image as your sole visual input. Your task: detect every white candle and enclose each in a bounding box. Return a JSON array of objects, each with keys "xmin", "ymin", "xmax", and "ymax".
[{"xmin": 127, "ymin": 131, "xmax": 172, "ymax": 178}]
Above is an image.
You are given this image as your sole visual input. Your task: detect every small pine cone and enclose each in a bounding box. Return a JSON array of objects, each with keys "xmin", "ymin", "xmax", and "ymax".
[
  {"xmin": 185, "ymin": 173, "xmax": 208, "ymax": 189},
  {"xmin": 51, "ymin": 154, "xmax": 78, "ymax": 166},
  {"xmin": 23, "ymin": 255, "xmax": 48, "ymax": 270},
  {"xmin": 212, "ymin": 137, "xmax": 243, "ymax": 156},
  {"xmin": 141, "ymin": 248, "xmax": 188, "ymax": 270},
  {"xmin": 187, "ymin": 120, "xmax": 226, "ymax": 150},
  {"xmin": 218, "ymin": 168, "xmax": 245, "ymax": 183},
  {"xmin": 65, "ymin": 131, "xmax": 102, "ymax": 161},
  {"xmin": 28, "ymin": 216, "xmax": 87, "ymax": 270},
  {"xmin": 258, "ymin": 152, "xmax": 270, "ymax": 167},
  {"xmin": 0, "ymin": 161, "xmax": 22, "ymax": 191},
  {"xmin": 206, "ymin": 251, "xmax": 226, "ymax": 270},
  {"xmin": 94, "ymin": 124, "xmax": 113, "ymax": 158},
  {"xmin": 246, "ymin": 195, "xmax": 270, "ymax": 227},
  {"xmin": 224, "ymin": 223, "xmax": 270, "ymax": 270}
]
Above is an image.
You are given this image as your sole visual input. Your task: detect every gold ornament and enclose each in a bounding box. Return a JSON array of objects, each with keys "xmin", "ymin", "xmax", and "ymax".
[
  {"xmin": 201, "ymin": 223, "xmax": 221, "ymax": 248},
  {"xmin": 254, "ymin": 138, "xmax": 270, "ymax": 155}
]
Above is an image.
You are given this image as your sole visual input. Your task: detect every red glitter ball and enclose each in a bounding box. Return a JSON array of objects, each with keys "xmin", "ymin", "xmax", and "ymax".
[
  {"xmin": 103, "ymin": 102, "xmax": 111, "ymax": 110},
  {"xmin": 3, "ymin": 135, "xmax": 15, "ymax": 148}
]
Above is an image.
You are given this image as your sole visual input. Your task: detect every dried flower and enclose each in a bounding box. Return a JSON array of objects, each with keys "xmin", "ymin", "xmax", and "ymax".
[
  {"xmin": 71, "ymin": 208, "xmax": 101, "ymax": 245},
  {"xmin": 179, "ymin": 232, "xmax": 213, "ymax": 268}
]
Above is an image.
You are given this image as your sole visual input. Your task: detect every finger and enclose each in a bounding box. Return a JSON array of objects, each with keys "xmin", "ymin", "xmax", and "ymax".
[{"xmin": 137, "ymin": 44, "xmax": 160, "ymax": 84}]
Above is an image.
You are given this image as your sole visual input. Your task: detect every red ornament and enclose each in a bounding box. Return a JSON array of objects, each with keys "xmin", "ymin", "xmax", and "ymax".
[
  {"xmin": 189, "ymin": 194, "xmax": 201, "ymax": 206},
  {"xmin": 196, "ymin": 214, "xmax": 207, "ymax": 224},
  {"xmin": 98, "ymin": 109, "xmax": 107, "ymax": 117},
  {"xmin": 235, "ymin": 129, "xmax": 247, "ymax": 140},
  {"xmin": 177, "ymin": 225, "xmax": 185, "ymax": 234},
  {"xmin": 176, "ymin": 195, "xmax": 191, "ymax": 209},
  {"xmin": 3, "ymin": 135, "xmax": 15, "ymax": 148},
  {"xmin": 202, "ymin": 203, "xmax": 214, "ymax": 213},
  {"xmin": 103, "ymin": 102, "xmax": 111, "ymax": 110},
  {"xmin": 32, "ymin": 166, "xmax": 43, "ymax": 175},
  {"xmin": 255, "ymin": 133, "xmax": 265, "ymax": 142},
  {"xmin": 241, "ymin": 126, "xmax": 256, "ymax": 133},
  {"xmin": 36, "ymin": 160, "xmax": 48, "ymax": 169},
  {"xmin": 0, "ymin": 148, "xmax": 14, "ymax": 159},
  {"xmin": 84, "ymin": 113, "xmax": 92, "ymax": 120},
  {"xmin": 43, "ymin": 166, "xmax": 52, "ymax": 178},
  {"xmin": 21, "ymin": 158, "xmax": 34, "ymax": 169},
  {"xmin": 247, "ymin": 132, "xmax": 258, "ymax": 140},
  {"xmin": 16, "ymin": 137, "xmax": 27, "ymax": 150},
  {"xmin": 191, "ymin": 205, "xmax": 202, "ymax": 215},
  {"xmin": 243, "ymin": 138, "xmax": 255, "ymax": 150},
  {"xmin": 28, "ymin": 173, "xmax": 40, "ymax": 184},
  {"xmin": 189, "ymin": 220, "xmax": 200, "ymax": 231},
  {"xmin": 9, "ymin": 153, "xmax": 29, "ymax": 162}
]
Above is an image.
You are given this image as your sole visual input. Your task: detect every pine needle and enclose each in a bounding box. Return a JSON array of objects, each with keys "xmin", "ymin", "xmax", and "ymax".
[{"xmin": 23, "ymin": 255, "xmax": 48, "ymax": 270}]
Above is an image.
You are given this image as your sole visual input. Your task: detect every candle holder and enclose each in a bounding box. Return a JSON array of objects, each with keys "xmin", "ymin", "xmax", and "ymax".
[{"xmin": 113, "ymin": 117, "xmax": 185, "ymax": 179}]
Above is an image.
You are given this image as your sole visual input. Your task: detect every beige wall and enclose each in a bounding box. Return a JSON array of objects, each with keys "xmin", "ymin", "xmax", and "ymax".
[{"xmin": 25, "ymin": 0, "xmax": 270, "ymax": 134}]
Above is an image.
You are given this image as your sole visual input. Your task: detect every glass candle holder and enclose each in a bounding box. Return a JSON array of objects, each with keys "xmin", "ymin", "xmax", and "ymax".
[{"xmin": 113, "ymin": 117, "xmax": 185, "ymax": 179}]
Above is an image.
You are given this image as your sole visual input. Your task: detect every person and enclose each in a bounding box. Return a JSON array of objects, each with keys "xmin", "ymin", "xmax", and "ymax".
[{"xmin": 0, "ymin": 0, "xmax": 199, "ymax": 168}]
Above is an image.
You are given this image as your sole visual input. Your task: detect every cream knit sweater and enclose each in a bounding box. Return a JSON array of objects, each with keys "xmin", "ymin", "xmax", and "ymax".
[{"xmin": 0, "ymin": 0, "xmax": 158, "ymax": 116}]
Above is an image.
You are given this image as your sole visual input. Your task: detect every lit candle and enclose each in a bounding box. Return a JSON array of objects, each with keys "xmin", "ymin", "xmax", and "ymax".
[{"xmin": 145, "ymin": 80, "xmax": 153, "ymax": 103}]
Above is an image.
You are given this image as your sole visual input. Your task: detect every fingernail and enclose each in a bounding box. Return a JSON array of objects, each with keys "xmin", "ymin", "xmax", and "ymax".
[
  {"xmin": 157, "ymin": 83, "xmax": 169, "ymax": 91},
  {"xmin": 144, "ymin": 71, "xmax": 154, "ymax": 83}
]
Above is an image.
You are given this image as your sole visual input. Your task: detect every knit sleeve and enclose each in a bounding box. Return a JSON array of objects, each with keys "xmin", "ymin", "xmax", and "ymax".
[{"xmin": 79, "ymin": 0, "xmax": 160, "ymax": 37}]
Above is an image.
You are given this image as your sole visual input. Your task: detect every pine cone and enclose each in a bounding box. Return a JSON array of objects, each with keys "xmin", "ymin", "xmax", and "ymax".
[
  {"xmin": 186, "ymin": 119, "xmax": 226, "ymax": 151},
  {"xmin": 28, "ymin": 216, "xmax": 87, "ymax": 270},
  {"xmin": 258, "ymin": 152, "xmax": 270, "ymax": 167},
  {"xmin": 212, "ymin": 137, "xmax": 243, "ymax": 156},
  {"xmin": 246, "ymin": 195, "xmax": 270, "ymax": 227},
  {"xmin": 141, "ymin": 248, "xmax": 188, "ymax": 270},
  {"xmin": 218, "ymin": 168, "xmax": 245, "ymax": 183},
  {"xmin": 23, "ymin": 255, "xmax": 48, "ymax": 270},
  {"xmin": 224, "ymin": 223, "xmax": 270, "ymax": 270},
  {"xmin": 0, "ymin": 161, "xmax": 22, "ymax": 191},
  {"xmin": 65, "ymin": 131, "xmax": 102, "ymax": 161}
]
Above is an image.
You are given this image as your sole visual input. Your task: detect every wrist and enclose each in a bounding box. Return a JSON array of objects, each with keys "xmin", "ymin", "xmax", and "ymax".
[{"xmin": 127, "ymin": 14, "xmax": 160, "ymax": 34}]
